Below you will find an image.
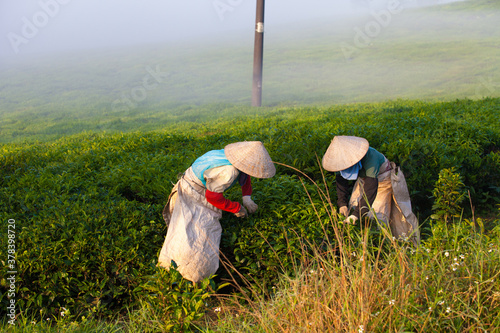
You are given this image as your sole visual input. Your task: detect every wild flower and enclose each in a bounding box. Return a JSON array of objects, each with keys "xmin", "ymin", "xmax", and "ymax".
[
  {"xmin": 389, "ymin": 299, "xmax": 395, "ymax": 305},
  {"xmin": 214, "ymin": 307, "xmax": 221, "ymax": 313},
  {"xmin": 446, "ymin": 307, "xmax": 451, "ymax": 313},
  {"xmin": 358, "ymin": 325, "xmax": 365, "ymax": 333},
  {"xmin": 445, "ymin": 252, "xmax": 450, "ymax": 257},
  {"xmin": 60, "ymin": 307, "xmax": 68, "ymax": 317},
  {"xmin": 438, "ymin": 301, "xmax": 445, "ymax": 306},
  {"xmin": 428, "ymin": 307, "xmax": 432, "ymax": 311}
]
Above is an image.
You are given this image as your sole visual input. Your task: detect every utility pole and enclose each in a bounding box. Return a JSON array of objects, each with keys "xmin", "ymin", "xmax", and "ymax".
[{"xmin": 252, "ymin": 0, "xmax": 265, "ymax": 107}]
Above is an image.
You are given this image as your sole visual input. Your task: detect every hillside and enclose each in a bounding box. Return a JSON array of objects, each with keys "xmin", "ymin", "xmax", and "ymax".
[
  {"xmin": 2, "ymin": 1, "xmax": 500, "ymax": 331},
  {"xmin": 1, "ymin": 97, "xmax": 499, "ymax": 332},
  {"xmin": 1, "ymin": 0, "xmax": 499, "ymax": 144}
]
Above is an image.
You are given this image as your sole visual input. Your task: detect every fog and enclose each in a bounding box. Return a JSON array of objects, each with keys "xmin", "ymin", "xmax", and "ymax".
[
  {"xmin": 0, "ymin": 0, "xmax": 463, "ymax": 59},
  {"xmin": 3, "ymin": 0, "xmax": 496, "ymax": 117}
]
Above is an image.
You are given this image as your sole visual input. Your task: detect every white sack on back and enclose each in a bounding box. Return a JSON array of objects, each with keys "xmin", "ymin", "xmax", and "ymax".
[{"xmin": 158, "ymin": 177, "xmax": 222, "ymax": 283}]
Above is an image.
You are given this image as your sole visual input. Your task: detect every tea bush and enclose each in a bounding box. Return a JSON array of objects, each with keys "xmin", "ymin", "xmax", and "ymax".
[
  {"xmin": 1, "ymin": 98, "xmax": 499, "ymax": 329},
  {"xmin": 220, "ymin": 174, "xmax": 333, "ymax": 293},
  {"xmin": 431, "ymin": 168, "xmax": 466, "ymax": 223}
]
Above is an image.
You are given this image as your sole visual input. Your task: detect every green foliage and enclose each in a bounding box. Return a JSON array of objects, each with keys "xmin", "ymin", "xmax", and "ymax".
[
  {"xmin": 224, "ymin": 175, "xmax": 332, "ymax": 293},
  {"xmin": 1, "ymin": 98, "xmax": 499, "ymax": 331},
  {"xmin": 2, "ymin": 1, "xmax": 500, "ymax": 145},
  {"xmin": 138, "ymin": 267, "xmax": 221, "ymax": 332},
  {"xmin": 412, "ymin": 219, "xmax": 500, "ymax": 332},
  {"xmin": 431, "ymin": 167, "xmax": 466, "ymax": 223},
  {"xmin": 214, "ymin": 216, "xmax": 500, "ymax": 332}
]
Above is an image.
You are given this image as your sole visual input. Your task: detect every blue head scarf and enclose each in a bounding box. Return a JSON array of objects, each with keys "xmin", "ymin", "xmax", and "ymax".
[{"xmin": 340, "ymin": 161, "xmax": 362, "ymax": 180}]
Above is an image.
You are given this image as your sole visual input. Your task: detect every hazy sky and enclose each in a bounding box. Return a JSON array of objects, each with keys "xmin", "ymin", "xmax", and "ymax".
[{"xmin": 0, "ymin": 0, "xmax": 457, "ymax": 60}]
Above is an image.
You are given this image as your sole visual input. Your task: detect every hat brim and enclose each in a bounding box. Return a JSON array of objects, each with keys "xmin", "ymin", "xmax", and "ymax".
[
  {"xmin": 322, "ymin": 136, "xmax": 369, "ymax": 172},
  {"xmin": 224, "ymin": 141, "xmax": 276, "ymax": 178}
]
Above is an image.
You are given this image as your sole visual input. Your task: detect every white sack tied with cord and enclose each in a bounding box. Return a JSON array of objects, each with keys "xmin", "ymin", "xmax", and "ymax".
[
  {"xmin": 158, "ymin": 170, "xmax": 223, "ymax": 283},
  {"xmin": 349, "ymin": 161, "xmax": 420, "ymax": 246},
  {"xmin": 389, "ymin": 162, "xmax": 420, "ymax": 246}
]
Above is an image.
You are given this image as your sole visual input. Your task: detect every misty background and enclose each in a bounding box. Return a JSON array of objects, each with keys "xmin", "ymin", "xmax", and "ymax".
[
  {"xmin": 1, "ymin": 0, "xmax": 499, "ymax": 139},
  {"xmin": 1, "ymin": 0, "xmax": 459, "ymax": 59}
]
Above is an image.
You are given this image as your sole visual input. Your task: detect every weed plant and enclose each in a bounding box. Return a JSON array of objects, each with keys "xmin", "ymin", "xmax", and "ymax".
[
  {"xmin": 1, "ymin": 98, "xmax": 499, "ymax": 331},
  {"xmin": 210, "ymin": 166, "xmax": 500, "ymax": 333}
]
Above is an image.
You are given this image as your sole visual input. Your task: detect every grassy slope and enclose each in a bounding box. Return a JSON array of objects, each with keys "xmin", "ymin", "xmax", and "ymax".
[
  {"xmin": 1, "ymin": 0, "xmax": 500, "ymax": 144},
  {"xmin": 0, "ymin": 98, "xmax": 499, "ymax": 332},
  {"xmin": 1, "ymin": 3, "xmax": 500, "ymax": 331}
]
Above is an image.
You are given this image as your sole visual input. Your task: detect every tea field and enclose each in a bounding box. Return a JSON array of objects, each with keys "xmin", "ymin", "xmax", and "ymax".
[
  {"xmin": 1, "ymin": 97, "xmax": 500, "ymax": 332},
  {"xmin": 1, "ymin": 0, "xmax": 500, "ymax": 330},
  {"xmin": 1, "ymin": 0, "xmax": 500, "ymax": 145}
]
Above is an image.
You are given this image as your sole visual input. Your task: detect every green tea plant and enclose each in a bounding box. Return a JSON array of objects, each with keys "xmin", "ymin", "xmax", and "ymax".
[
  {"xmin": 211, "ymin": 174, "xmax": 500, "ymax": 333},
  {"xmin": 222, "ymin": 174, "xmax": 333, "ymax": 294},
  {"xmin": 135, "ymin": 266, "xmax": 223, "ymax": 332},
  {"xmin": 431, "ymin": 167, "xmax": 466, "ymax": 223},
  {"xmin": 1, "ymin": 97, "xmax": 499, "ymax": 332}
]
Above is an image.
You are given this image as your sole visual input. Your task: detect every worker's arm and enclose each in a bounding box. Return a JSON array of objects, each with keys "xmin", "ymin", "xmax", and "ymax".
[
  {"xmin": 205, "ymin": 190, "xmax": 242, "ymax": 213},
  {"xmin": 239, "ymin": 173, "xmax": 252, "ymax": 196},
  {"xmin": 204, "ymin": 166, "xmax": 249, "ymax": 216},
  {"xmin": 336, "ymin": 173, "xmax": 351, "ymax": 208},
  {"xmin": 240, "ymin": 173, "xmax": 259, "ymax": 214},
  {"xmin": 351, "ymin": 177, "xmax": 378, "ymax": 220}
]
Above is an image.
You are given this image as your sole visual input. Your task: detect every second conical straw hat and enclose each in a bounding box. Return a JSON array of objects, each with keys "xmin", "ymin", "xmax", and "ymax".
[
  {"xmin": 322, "ymin": 136, "xmax": 369, "ymax": 172},
  {"xmin": 224, "ymin": 141, "xmax": 276, "ymax": 179}
]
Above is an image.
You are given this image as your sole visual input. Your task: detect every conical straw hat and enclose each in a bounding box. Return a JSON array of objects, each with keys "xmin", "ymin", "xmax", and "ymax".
[
  {"xmin": 224, "ymin": 141, "xmax": 276, "ymax": 179},
  {"xmin": 322, "ymin": 136, "xmax": 369, "ymax": 172}
]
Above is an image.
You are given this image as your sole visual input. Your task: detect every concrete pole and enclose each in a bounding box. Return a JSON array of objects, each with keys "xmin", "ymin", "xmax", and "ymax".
[{"xmin": 252, "ymin": 0, "xmax": 265, "ymax": 107}]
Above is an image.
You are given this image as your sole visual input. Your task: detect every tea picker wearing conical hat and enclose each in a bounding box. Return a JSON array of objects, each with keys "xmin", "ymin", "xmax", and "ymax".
[
  {"xmin": 322, "ymin": 136, "xmax": 420, "ymax": 245},
  {"xmin": 158, "ymin": 141, "xmax": 276, "ymax": 282}
]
